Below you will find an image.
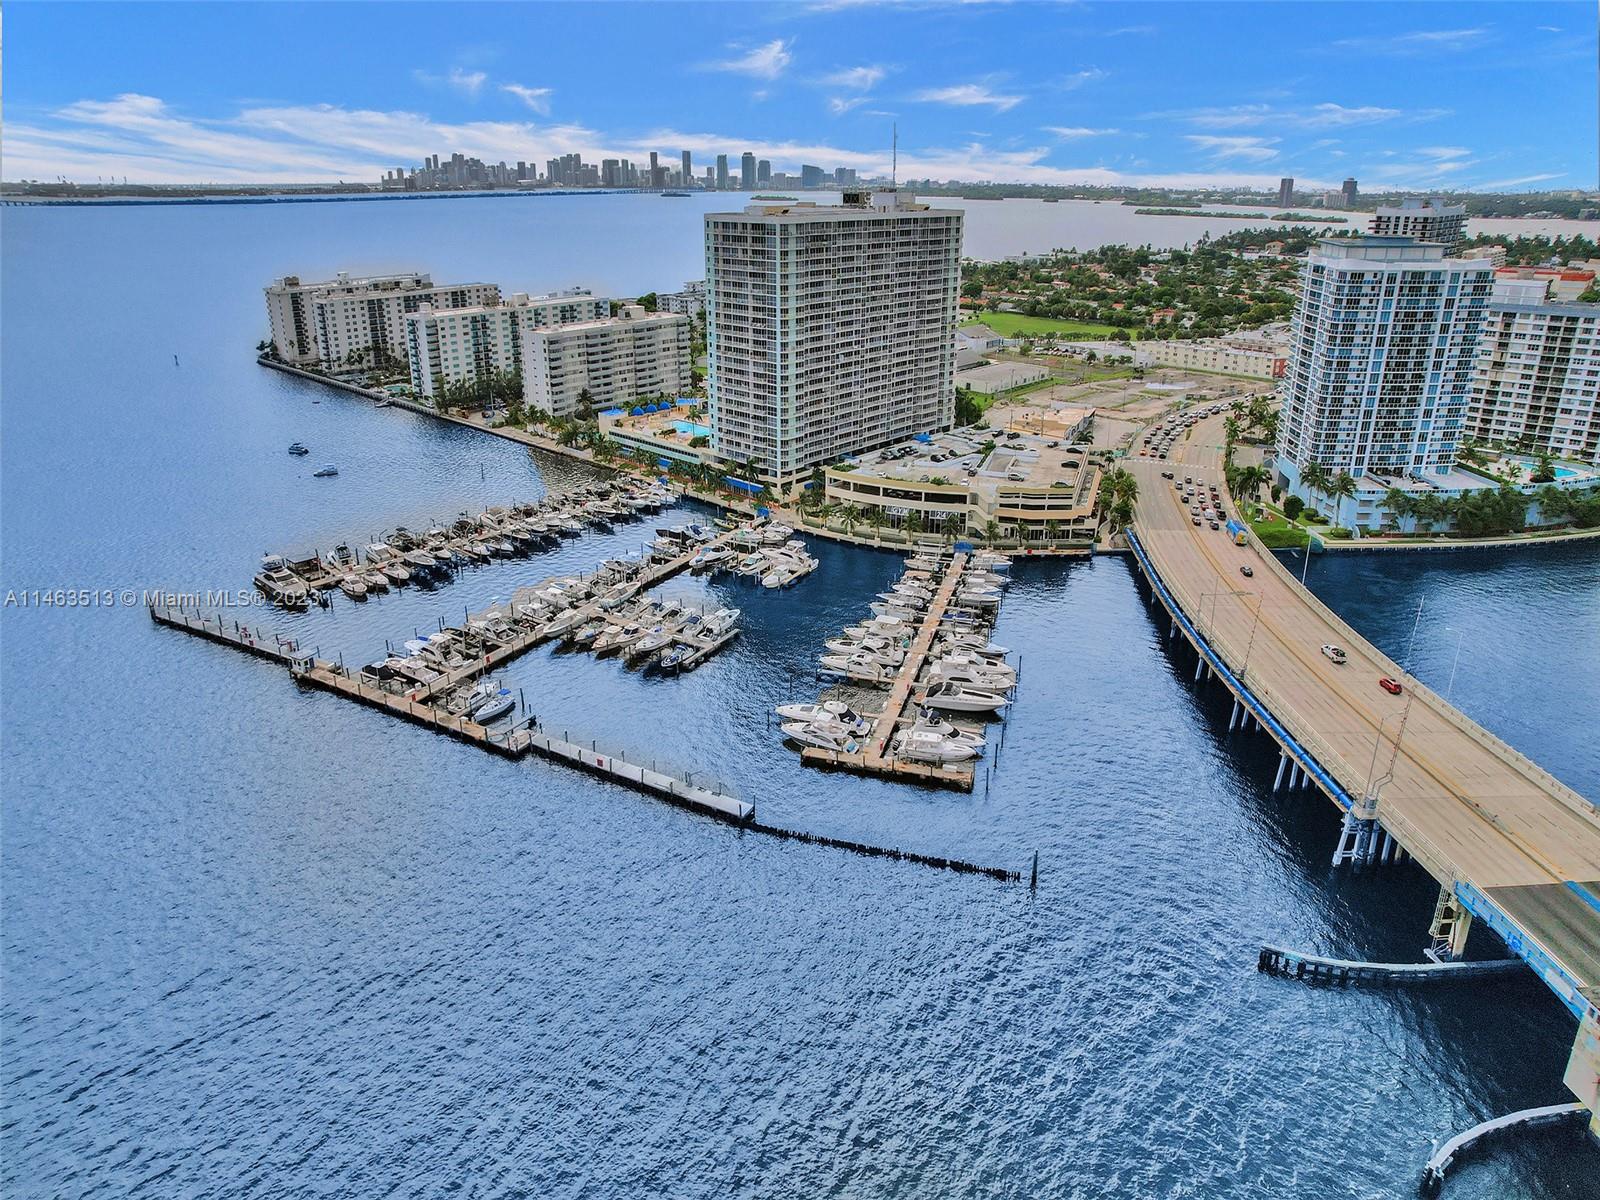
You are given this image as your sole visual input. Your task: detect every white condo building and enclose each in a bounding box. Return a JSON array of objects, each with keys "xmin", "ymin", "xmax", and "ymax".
[
  {"xmin": 265, "ymin": 271, "xmax": 498, "ymax": 369},
  {"xmin": 403, "ymin": 288, "xmax": 609, "ymax": 401},
  {"xmin": 1276, "ymin": 237, "xmax": 1493, "ymax": 503},
  {"xmin": 1468, "ymin": 301, "xmax": 1600, "ymax": 465},
  {"xmin": 1369, "ymin": 199, "xmax": 1468, "ymax": 252},
  {"xmin": 521, "ymin": 306, "xmax": 692, "ymax": 418},
  {"xmin": 704, "ymin": 190, "xmax": 962, "ymax": 483}
]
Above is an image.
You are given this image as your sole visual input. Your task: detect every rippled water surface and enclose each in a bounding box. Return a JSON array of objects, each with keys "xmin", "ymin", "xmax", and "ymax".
[{"xmin": 4, "ymin": 199, "xmax": 1598, "ymax": 1198}]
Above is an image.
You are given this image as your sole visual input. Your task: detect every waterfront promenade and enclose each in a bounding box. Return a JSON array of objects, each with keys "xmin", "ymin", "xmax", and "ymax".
[{"xmin": 1126, "ymin": 413, "xmax": 1600, "ymax": 1116}]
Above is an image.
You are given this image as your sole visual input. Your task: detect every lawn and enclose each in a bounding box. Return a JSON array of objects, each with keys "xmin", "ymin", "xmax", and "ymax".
[
  {"xmin": 963, "ymin": 312, "xmax": 1135, "ymax": 342},
  {"xmin": 1248, "ymin": 515, "xmax": 1310, "ymax": 549}
]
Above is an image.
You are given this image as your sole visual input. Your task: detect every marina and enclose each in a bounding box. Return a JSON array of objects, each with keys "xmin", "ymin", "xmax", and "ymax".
[
  {"xmin": 782, "ymin": 545, "xmax": 1016, "ymax": 790},
  {"xmin": 251, "ymin": 478, "xmax": 678, "ymax": 606}
]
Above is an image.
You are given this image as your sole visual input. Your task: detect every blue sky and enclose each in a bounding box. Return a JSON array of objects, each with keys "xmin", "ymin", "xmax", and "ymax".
[{"xmin": 6, "ymin": 1, "xmax": 1594, "ymax": 191}]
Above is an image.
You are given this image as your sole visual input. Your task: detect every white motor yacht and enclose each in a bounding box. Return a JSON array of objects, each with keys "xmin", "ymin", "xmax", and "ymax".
[
  {"xmin": 701, "ymin": 607, "xmax": 741, "ymax": 637},
  {"xmin": 253, "ymin": 554, "xmax": 310, "ymax": 608},
  {"xmin": 891, "ymin": 728, "xmax": 980, "ymax": 764},
  {"xmin": 927, "ymin": 658, "xmax": 1015, "ymax": 691},
  {"xmin": 908, "ymin": 711, "xmax": 986, "ymax": 751},
  {"xmin": 774, "ymin": 700, "xmax": 871, "ymax": 736},
  {"xmin": 818, "ymin": 654, "xmax": 895, "ymax": 684},
  {"xmin": 780, "ymin": 718, "xmax": 864, "ymax": 752},
  {"xmin": 338, "ymin": 576, "xmax": 368, "ymax": 600},
  {"xmin": 918, "ymin": 681, "xmax": 1009, "ymax": 713}
]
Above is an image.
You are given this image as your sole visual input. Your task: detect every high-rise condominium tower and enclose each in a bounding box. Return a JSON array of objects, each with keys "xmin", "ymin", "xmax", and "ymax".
[
  {"xmin": 1370, "ymin": 199, "xmax": 1468, "ymax": 253},
  {"xmin": 1276, "ymin": 237, "xmax": 1492, "ymax": 493},
  {"xmin": 740, "ymin": 152, "xmax": 756, "ymax": 190},
  {"xmin": 704, "ymin": 190, "xmax": 963, "ymax": 483}
]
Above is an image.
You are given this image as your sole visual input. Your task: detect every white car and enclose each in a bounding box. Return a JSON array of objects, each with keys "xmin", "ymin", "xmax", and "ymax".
[{"xmin": 1320, "ymin": 644, "xmax": 1348, "ymax": 665}]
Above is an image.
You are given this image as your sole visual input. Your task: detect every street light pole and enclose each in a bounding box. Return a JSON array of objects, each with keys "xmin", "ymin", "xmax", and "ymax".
[
  {"xmin": 1404, "ymin": 596, "xmax": 1426, "ymax": 672},
  {"xmin": 1446, "ymin": 628, "xmax": 1465, "ymax": 702}
]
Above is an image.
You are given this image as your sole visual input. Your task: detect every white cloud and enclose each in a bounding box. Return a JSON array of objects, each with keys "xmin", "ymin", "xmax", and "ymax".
[
  {"xmin": 821, "ymin": 65, "xmax": 888, "ymax": 90},
  {"xmin": 703, "ymin": 39, "xmax": 793, "ymax": 80},
  {"xmin": 414, "ymin": 67, "xmax": 488, "ymax": 97},
  {"xmin": 1054, "ymin": 68, "xmax": 1109, "ymax": 90},
  {"xmin": 501, "ymin": 83, "xmax": 553, "ymax": 115},
  {"xmin": 829, "ymin": 97, "xmax": 867, "ymax": 115},
  {"xmin": 1332, "ymin": 27, "xmax": 1491, "ymax": 54},
  {"xmin": 1152, "ymin": 102, "xmax": 1423, "ymax": 130},
  {"xmin": 1475, "ymin": 172, "xmax": 1563, "ymax": 189},
  {"xmin": 913, "ymin": 83, "xmax": 1024, "ymax": 112},
  {"xmin": 1416, "ymin": 145, "xmax": 1470, "ymax": 160},
  {"xmin": 1043, "ymin": 126, "xmax": 1119, "ymax": 139},
  {"xmin": 1185, "ymin": 135, "xmax": 1280, "ymax": 162},
  {"xmin": 11, "ymin": 91, "xmax": 1562, "ymax": 195}
]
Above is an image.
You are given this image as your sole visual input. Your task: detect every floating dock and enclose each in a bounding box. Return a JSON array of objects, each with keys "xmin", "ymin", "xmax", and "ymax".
[
  {"xmin": 1258, "ymin": 944, "xmax": 1528, "ymax": 987},
  {"xmin": 789, "ymin": 550, "xmax": 1013, "ymax": 791}
]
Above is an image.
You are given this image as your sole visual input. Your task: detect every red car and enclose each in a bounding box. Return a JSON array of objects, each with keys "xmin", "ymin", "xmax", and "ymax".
[{"xmin": 1378, "ymin": 677, "xmax": 1403, "ymax": 695}]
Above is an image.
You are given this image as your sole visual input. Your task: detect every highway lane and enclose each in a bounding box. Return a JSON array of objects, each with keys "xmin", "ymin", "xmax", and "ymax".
[{"xmin": 1128, "ymin": 414, "xmax": 1600, "ymax": 1001}]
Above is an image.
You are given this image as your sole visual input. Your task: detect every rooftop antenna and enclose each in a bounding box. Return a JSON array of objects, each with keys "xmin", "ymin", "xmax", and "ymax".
[{"xmin": 892, "ymin": 123, "xmax": 898, "ymax": 188}]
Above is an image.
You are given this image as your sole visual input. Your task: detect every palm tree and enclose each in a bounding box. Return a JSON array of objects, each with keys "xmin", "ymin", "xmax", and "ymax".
[
  {"xmin": 1232, "ymin": 464, "xmax": 1269, "ymax": 507},
  {"xmin": 840, "ymin": 504, "xmax": 861, "ymax": 536},
  {"xmin": 1327, "ymin": 471, "xmax": 1358, "ymax": 528},
  {"xmin": 1299, "ymin": 461, "xmax": 1332, "ymax": 518},
  {"xmin": 983, "ymin": 518, "xmax": 1002, "ymax": 545},
  {"xmin": 1381, "ymin": 488, "xmax": 1414, "ymax": 533}
]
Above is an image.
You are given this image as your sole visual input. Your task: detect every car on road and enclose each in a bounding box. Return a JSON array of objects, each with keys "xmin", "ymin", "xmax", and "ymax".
[
  {"xmin": 1321, "ymin": 644, "xmax": 1348, "ymax": 665},
  {"xmin": 1239, "ymin": 565, "xmax": 1253, "ymax": 577},
  {"xmin": 1192, "ymin": 516, "xmax": 1202, "ymax": 526},
  {"xmin": 1378, "ymin": 677, "xmax": 1403, "ymax": 695},
  {"xmin": 1209, "ymin": 520, "xmax": 1220, "ymax": 530}
]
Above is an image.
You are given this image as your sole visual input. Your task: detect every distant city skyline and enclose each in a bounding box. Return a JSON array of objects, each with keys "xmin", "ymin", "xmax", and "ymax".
[{"xmin": 5, "ymin": 1, "xmax": 1595, "ymax": 191}]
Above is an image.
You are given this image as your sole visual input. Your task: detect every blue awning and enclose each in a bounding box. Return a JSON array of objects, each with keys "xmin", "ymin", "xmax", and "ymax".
[
  {"xmin": 724, "ymin": 476, "xmax": 763, "ymax": 495},
  {"xmin": 914, "ymin": 433, "xmax": 933, "ymax": 444},
  {"xmin": 656, "ymin": 458, "xmax": 674, "ymax": 469}
]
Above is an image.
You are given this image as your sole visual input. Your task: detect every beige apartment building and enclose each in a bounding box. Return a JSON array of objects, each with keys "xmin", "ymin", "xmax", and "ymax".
[
  {"xmin": 1468, "ymin": 300, "xmax": 1600, "ymax": 465},
  {"xmin": 403, "ymin": 288, "xmax": 609, "ymax": 401},
  {"xmin": 264, "ymin": 271, "xmax": 498, "ymax": 369},
  {"xmin": 522, "ymin": 306, "xmax": 692, "ymax": 417},
  {"xmin": 704, "ymin": 189, "xmax": 963, "ymax": 485}
]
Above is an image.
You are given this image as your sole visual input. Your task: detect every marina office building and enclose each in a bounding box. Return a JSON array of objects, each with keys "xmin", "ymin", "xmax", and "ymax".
[
  {"xmin": 1468, "ymin": 300, "xmax": 1600, "ymax": 465},
  {"xmin": 403, "ymin": 288, "xmax": 610, "ymax": 402},
  {"xmin": 265, "ymin": 271, "xmax": 499, "ymax": 370},
  {"xmin": 521, "ymin": 305, "xmax": 692, "ymax": 418},
  {"xmin": 1274, "ymin": 236, "xmax": 1495, "ymax": 527},
  {"xmin": 704, "ymin": 189, "xmax": 963, "ymax": 486}
]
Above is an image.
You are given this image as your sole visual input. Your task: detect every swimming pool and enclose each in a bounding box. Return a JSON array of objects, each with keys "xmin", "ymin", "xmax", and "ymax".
[{"xmin": 671, "ymin": 419, "xmax": 712, "ymax": 439}]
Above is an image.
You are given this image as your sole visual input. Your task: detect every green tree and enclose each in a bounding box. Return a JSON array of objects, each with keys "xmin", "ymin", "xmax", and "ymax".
[
  {"xmin": 1282, "ymin": 495, "xmax": 1305, "ymax": 523},
  {"xmin": 1299, "ymin": 462, "xmax": 1332, "ymax": 516},
  {"xmin": 1327, "ymin": 471, "xmax": 1358, "ymax": 528}
]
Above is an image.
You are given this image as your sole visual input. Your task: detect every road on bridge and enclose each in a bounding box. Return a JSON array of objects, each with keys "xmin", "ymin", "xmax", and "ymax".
[{"xmin": 1127, "ymin": 413, "xmax": 1600, "ymax": 1011}]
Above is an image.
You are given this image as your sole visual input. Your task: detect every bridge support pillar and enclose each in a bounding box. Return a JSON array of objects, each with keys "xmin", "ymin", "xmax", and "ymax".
[
  {"xmin": 1273, "ymin": 753, "xmax": 1288, "ymax": 792},
  {"xmin": 1228, "ymin": 699, "xmax": 1240, "ymax": 731},
  {"xmin": 1427, "ymin": 887, "xmax": 1473, "ymax": 961},
  {"xmin": 1563, "ymin": 1013, "xmax": 1600, "ymax": 1144},
  {"xmin": 1332, "ymin": 810, "xmax": 1379, "ymax": 867},
  {"xmin": 1194, "ymin": 656, "xmax": 1204, "ymax": 682}
]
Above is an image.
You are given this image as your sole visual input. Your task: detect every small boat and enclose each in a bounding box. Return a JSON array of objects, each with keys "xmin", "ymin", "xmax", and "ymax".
[
  {"xmin": 818, "ymin": 654, "xmax": 895, "ymax": 684},
  {"xmin": 657, "ymin": 644, "xmax": 692, "ymax": 672},
  {"xmin": 338, "ymin": 576, "xmax": 368, "ymax": 600},
  {"xmin": 781, "ymin": 718, "xmax": 862, "ymax": 753},
  {"xmin": 570, "ymin": 619, "xmax": 607, "ymax": 646},
  {"xmin": 287, "ymin": 442, "xmax": 309, "ymax": 456},
  {"xmin": 918, "ymin": 681, "xmax": 1009, "ymax": 714},
  {"xmin": 313, "ymin": 464, "xmax": 339, "ymax": 477},
  {"xmin": 471, "ymin": 689, "xmax": 516, "ymax": 725},
  {"xmin": 381, "ymin": 562, "xmax": 411, "ymax": 585},
  {"xmin": 361, "ymin": 570, "xmax": 389, "ymax": 591},
  {"xmin": 632, "ymin": 627, "xmax": 676, "ymax": 657},
  {"xmin": 774, "ymin": 700, "xmax": 871, "ymax": 736},
  {"xmin": 253, "ymin": 554, "xmax": 310, "ymax": 609},
  {"xmin": 447, "ymin": 678, "xmax": 499, "ymax": 717},
  {"xmin": 403, "ymin": 549, "xmax": 439, "ymax": 573},
  {"xmin": 909, "ymin": 711, "xmax": 986, "ymax": 752},
  {"xmin": 891, "ymin": 728, "xmax": 979, "ymax": 764},
  {"xmin": 701, "ymin": 608, "xmax": 741, "ymax": 637}
]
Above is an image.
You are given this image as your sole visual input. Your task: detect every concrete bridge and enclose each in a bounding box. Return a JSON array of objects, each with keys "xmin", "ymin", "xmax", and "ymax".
[{"xmin": 1123, "ymin": 412, "xmax": 1600, "ymax": 1128}]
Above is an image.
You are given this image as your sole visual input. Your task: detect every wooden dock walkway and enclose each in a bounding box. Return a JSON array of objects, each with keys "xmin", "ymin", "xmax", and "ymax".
[
  {"xmin": 148, "ymin": 606, "xmax": 303, "ymax": 663},
  {"xmin": 795, "ymin": 552, "xmax": 979, "ymax": 791}
]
